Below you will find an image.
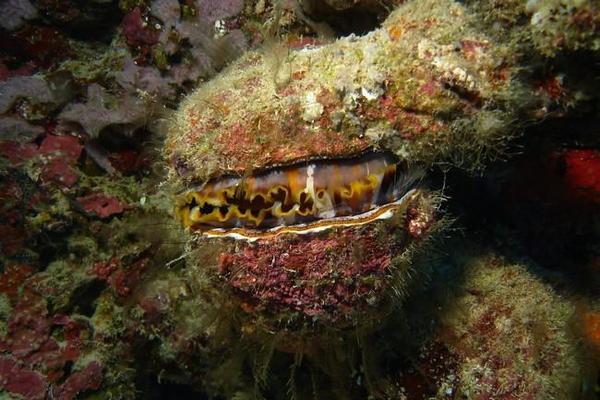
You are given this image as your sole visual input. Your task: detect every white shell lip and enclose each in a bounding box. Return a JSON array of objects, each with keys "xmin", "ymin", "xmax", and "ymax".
[{"xmin": 197, "ymin": 189, "xmax": 420, "ymax": 242}]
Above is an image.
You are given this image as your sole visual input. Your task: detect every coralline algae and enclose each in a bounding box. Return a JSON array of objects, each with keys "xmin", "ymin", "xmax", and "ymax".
[
  {"xmin": 166, "ymin": 0, "xmax": 519, "ymax": 185},
  {"xmin": 157, "ymin": 0, "xmax": 597, "ymax": 397},
  {"xmin": 164, "ymin": 0, "xmax": 542, "ymax": 337},
  {"xmin": 0, "ymin": 0, "xmax": 598, "ymax": 398}
]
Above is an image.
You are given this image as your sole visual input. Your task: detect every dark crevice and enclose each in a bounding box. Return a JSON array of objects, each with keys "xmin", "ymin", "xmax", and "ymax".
[
  {"xmin": 67, "ymin": 279, "xmax": 107, "ymax": 316},
  {"xmin": 38, "ymin": 1, "xmax": 123, "ymax": 43},
  {"xmin": 299, "ymin": 0, "xmax": 389, "ymax": 37},
  {"xmin": 136, "ymin": 375, "xmax": 209, "ymax": 400},
  {"xmin": 434, "ymin": 115, "xmax": 600, "ymax": 295}
]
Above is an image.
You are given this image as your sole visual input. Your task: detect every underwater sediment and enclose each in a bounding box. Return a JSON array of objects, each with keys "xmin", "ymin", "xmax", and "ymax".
[{"xmin": 0, "ymin": 0, "xmax": 598, "ymax": 398}]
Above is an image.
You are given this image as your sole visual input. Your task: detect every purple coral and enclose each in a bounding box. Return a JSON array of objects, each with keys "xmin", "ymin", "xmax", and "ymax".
[
  {"xmin": 58, "ymin": 84, "xmax": 150, "ymax": 137},
  {"xmin": 149, "ymin": 0, "xmax": 247, "ymax": 83},
  {"xmin": 197, "ymin": 0, "xmax": 244, "ymax": 24},
  {"xmin": 0, "ymin": 76, "xmax": 55, "ymax": 114},
  {"xmin": 0, "ymin": 116, "xmax": 44, "ymax": 142},
  {"xmin": 0, "ymin": 0, "xmax": 38, "ymax": 31},
  {"xmin": 116, "ymin": 56, "xmax": 174, "ymax": 97}
]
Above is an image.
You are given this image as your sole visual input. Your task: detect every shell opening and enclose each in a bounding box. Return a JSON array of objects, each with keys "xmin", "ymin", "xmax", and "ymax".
[{"xmin": 175, "ymin": 152, "xmax": 425, "ymax": 238}]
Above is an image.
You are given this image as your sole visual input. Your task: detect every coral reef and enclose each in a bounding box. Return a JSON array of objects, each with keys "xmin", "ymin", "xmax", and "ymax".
[
  {"xmin": 437, "ymin": 253, "xmax": 585, "ymax": 399},
  {"xmin": 166, "ymin": 0, "xmax": 599, "ymax": 187},
  {"xmin": 0, "ymin": 0, "xmax": 598, "ymax": 398},
  {"xmin": 376, "ymin": 250, "xmax": 591, "ymax": 400}
]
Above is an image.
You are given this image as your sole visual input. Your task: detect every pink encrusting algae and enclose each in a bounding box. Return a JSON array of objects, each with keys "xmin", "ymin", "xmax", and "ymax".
[{"xmin": 0, "ymin": 0, "xmax": 598, "ymax": 398}]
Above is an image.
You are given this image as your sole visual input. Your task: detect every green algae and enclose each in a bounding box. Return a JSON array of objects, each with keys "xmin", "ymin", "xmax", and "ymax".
[
  {"xmin": 0, "ymin": 294, "xmax": 11, "ymax": 337},
  {"xmin": 58, "ymin": 41, "xmax": 129, "ymax": 84}
]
